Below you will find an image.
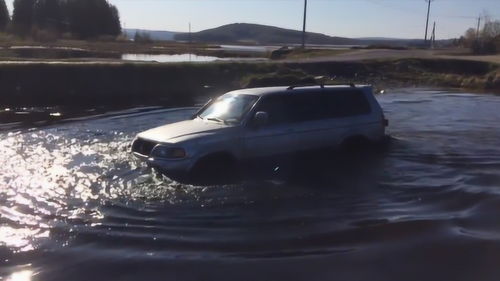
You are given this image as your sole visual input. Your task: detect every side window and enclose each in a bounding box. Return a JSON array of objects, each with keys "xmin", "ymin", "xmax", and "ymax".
[
  {"xmin": 290, "ymin": 92, "xmax": 328, "ymax": 123},
  {"xmin": 253, "ymin": 95, "xmax": 291, "ymax": 126},
  {"xmin": 325, "ymin": 90, "xmax": 371, "ymax": 118}
]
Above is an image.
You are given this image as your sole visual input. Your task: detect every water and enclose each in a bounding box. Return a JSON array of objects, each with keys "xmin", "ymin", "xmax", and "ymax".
[
  {"xmin": 122, "ymin": 53, "xmax": 220, "ymax": 63},
  {"xmin": 121, "ymin": 53, "xmax": 267, "ymax": 63},
  {"xmin": 2, "ymin": 89, "xmax": 500, "ymax": 281}
]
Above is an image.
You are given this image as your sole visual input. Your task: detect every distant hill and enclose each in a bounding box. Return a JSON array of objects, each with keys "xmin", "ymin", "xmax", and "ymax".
[
  {"xmin": 124, "ymin": 29, "xmax": 178, "ymax": 41},
  {"xmin": 174, "ymin": 23, "xmax": 359, "ymax": 45},
  {"xmin": 125, "ymin": 24, "xmax": 454, "ymax": 47},
  {"xmin": 357, "ymin": 37, "xmax": 420, "ymax": 41},
  {"xmin": 357, "ymin": 37, "xmax": 456, "ymax": 47}
]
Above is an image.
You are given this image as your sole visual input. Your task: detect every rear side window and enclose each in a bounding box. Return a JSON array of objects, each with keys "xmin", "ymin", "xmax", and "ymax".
[
  {"xmin": 254, "ymin": 90, "xmax": 372, "ymax": 125},
  {"xmin": 288, "ymin": 90, "xmax": 371, "ymax": 123},
  {"xmin": 325, "ymin": 90, "xmax": 371, "ymax": 118},
  {"xmin": 290, "ymin": 92, "xmax": 328, "ymax": 122}
]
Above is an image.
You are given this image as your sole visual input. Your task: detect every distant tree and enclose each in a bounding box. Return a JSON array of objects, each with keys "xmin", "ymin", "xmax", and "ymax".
[
  {"xmin": 9, "ymin": 0, "xmax": 121, "ymax": 39},
  {"xmin": 105, "ymin": 4, "xmax": 121, "ymax": 35},
  {"xmin": 134, "ymin": 31, "xmax": 152, "ymax": 43},
  {"xmin": 462, "ymin": 19, "xmax": 500, "ymax": 54},
  {"xmin": 33, "ymin": 0, "xmax": 64, "ymax": 31},
  {"xmin": 0, "ymin": 0, "xmax": 9, "ymax": 31},
  {"xmin": 464, "ymin": 28, "xmax": 477, "ymax": 42},
  {"xmin": 12, "ymin": 0, "xmax": 35, "ymax": 35},
  {"xmin": 482, "ymin": 20, "xmax": 500, "ymax": 39},
  {"xmin": 65, "ymin": 0, "xmax": 121, "ymax": 39}
]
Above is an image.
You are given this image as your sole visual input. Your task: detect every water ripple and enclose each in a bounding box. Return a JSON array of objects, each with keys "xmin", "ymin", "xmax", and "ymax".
[{"xmin": 2, "ymin": 90, "xmax": 500, "ymax": 281}]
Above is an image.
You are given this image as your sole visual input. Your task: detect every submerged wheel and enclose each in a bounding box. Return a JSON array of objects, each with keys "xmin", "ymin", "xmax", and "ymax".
[
  {"xmin": 340, "ymin": 136, "xmax": 372, "ymax": 152},
  {"xmin": 189, "ymin": 153, "xmax": 240, "ymax": 185}
]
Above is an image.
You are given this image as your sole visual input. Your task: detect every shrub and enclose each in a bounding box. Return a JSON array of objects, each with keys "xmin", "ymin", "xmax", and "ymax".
[
  {"xmin": 134, "ymin": 32, "xmax": 152, "ymax": 43},
  {"xmin": 471, "ymin": 40, "xmax": 497, "ymax": 55},
  {"xmin": 31, "ymin": 27, "xmax": 59, "ymax": 42}
]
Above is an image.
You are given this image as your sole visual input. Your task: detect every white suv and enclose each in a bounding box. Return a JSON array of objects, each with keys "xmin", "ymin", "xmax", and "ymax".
[{"xmin": 132, "ymin": 84, "xmax": 387, "ymax": 182}]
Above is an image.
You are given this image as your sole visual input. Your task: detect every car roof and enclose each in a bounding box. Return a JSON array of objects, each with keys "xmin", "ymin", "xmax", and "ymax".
[{"xmin": 226, "ymin": 85, "xmax": 372, "ymax": 97}]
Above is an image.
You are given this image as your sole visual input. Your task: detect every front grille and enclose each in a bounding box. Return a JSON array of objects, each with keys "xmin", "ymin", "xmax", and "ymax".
[{"xmin": 132, "ymin": 138, "xmax": 157, "ymax": 156}]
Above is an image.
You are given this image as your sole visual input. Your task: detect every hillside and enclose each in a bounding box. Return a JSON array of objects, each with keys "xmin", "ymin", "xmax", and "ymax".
[
  {"xmin": 124, "ymin": 23, "xmax": 454, "ymax": 47},
  {"xmin": 174, "ymin": 23, "xmax": 359, "ymax": 45}
]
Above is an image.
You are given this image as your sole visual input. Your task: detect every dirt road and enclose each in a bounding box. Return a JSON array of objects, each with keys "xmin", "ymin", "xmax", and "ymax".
[{"xmin": 287, "ymin": 48, "xmax": 500, "ymax": 64}]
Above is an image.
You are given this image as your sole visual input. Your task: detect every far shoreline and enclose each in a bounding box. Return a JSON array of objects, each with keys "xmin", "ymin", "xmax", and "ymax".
[{"xmin": 0, "ymin": 56, "xmax": 498, "ymax": 109}]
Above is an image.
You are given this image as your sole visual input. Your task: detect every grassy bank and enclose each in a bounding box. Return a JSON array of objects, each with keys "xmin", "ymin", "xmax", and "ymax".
[{"xmin": 0, "ymin": 58, "xmax": 498, "ymax": 107}]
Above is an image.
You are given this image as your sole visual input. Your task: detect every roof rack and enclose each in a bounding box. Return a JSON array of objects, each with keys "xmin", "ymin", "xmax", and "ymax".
[
  {"xmin": 287, "ymin": 83, "xmax": 356, "ymax": 90},
  {"xmin": 287, "ymin": 84, "xmax": 324, "ymax": 90}
]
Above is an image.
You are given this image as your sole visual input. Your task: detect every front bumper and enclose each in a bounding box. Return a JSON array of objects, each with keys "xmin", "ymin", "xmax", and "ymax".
[{"xmin": 133, "ymin": 152, "xmax": 195, "ymax": 179}]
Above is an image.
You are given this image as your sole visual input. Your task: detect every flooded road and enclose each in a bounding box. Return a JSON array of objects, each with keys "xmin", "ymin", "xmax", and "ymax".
[{"xmin": 2, "ymin": 89, "xmax": 500, "ymax": 281}]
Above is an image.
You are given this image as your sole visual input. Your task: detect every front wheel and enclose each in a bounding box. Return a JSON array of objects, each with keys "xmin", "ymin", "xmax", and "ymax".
[{"xmin": 188, "ymin": 154, "xmax": 240, "ymax": 185}]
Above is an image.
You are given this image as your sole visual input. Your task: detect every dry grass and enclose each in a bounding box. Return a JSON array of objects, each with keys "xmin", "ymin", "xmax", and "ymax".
[
  {"xmin": 0, "ymin": 39, "xmax": 267, "ymax": 60},
  {"xmin": 0, "ymin": 57, "xmax": 498, "ymax": 107},
  {"xmin": 278, "ymin": 49, "xmax": 351, "ymax": 60}
]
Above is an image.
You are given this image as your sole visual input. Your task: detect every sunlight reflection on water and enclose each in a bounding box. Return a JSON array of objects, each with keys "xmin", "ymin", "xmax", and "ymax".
[
  {"xmin": 6, "ymin": 270, "xmax": 33, "ymax": 281},
  {"xmin": 0, "ymin": 108, "xmax": 199, "ymax": 254}
]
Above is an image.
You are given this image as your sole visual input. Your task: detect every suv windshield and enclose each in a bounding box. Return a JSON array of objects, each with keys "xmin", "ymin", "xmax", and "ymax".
[{"xmin": 199, "ymin": 94, "xmax": 258, "ymax": 123}]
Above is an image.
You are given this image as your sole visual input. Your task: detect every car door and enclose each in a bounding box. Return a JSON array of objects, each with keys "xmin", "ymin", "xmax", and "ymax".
[
  {"xmin": 289, "ymin": 91, "xmax": 342, "ymax": 151},
  {"xmin": 324, "ymin": 89, "xmax": 374, "ymax": 142},
  {"xmin": 242, "ymin": 95, "xmax": 297, "ymax": 160}
]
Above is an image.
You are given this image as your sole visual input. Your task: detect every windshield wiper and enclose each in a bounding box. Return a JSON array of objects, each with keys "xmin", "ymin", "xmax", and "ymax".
[{"xmin": 206, "ymin": 117, "xmax": 225, "ymax": 124}]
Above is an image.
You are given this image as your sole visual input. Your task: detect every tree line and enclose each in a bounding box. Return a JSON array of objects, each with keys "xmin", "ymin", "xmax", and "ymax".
[
  {"xmin": 0, "ymin": 0, "xmax": 121, "ymax": 39},
  {"xmin": 458, "ymin": 18, "xmax": 500, "ymax": 54}
]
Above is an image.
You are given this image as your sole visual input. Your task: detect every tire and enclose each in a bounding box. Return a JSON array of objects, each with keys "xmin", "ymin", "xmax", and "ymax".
[
  {"xmin": 189, "ymin": 153, "xmax": 240, "ymax": 185},
  {"xmin": 340, "ymin": 136, "xmax": 372, "ymax": 153}
]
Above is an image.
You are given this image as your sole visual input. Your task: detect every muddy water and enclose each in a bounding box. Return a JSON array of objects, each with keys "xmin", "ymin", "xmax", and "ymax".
[{"xmin": 2, "ymin": 89, "xmax": 500, "ymax": 281}]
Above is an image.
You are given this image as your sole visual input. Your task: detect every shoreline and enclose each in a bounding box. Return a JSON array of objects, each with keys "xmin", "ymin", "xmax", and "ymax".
[{"xmin": 0, "ymin": 57, "xmax": 498, "ymax": 108}]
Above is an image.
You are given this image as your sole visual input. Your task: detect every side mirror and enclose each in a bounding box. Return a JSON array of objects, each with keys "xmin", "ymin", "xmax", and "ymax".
[{"xmin": 253, "ymin": 111, "xmax": 269, "ymax": 128}]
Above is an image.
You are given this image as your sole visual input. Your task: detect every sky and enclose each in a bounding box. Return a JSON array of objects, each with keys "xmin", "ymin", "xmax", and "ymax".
[{"xmin": 5, "ymin": 0, "xmax": 500, "ymax": 39}]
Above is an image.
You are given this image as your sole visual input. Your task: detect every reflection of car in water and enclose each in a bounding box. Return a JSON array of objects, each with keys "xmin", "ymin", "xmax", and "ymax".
[{"xmin": 131, "ymin": 84, "xmax": 388, "ymax": 183}]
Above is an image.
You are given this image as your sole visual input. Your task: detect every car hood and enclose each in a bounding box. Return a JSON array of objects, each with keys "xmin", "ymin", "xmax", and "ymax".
[{"xmin": 137, "ymin": 119, "xmax": 233, "ymax": 143}]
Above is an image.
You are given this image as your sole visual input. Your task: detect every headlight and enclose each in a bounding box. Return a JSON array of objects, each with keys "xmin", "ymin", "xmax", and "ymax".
[{"xmin": 151, "ymin": 146, "xmax": 186, "ymax": 159}]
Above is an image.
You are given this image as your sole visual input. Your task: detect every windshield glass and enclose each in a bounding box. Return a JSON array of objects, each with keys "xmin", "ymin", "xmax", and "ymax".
[{"xmin": 199, "ymin": 94, "xmax": 259, "ymax": 123}]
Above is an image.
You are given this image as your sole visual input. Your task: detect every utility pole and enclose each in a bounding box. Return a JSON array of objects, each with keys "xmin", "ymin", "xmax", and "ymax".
[
  {"xmin": 189, "ymin": 22, "xmax": 192, "ymax": 62},
  {"xmin": 431, "ymin": 21, "xmax": 436, "ymax": 48},
  {"xmin": 424, "ymin": 0, "xmax": 434, "ymax": 46},
  {"xmin": 476, "ymin": 16, "xmax": 481, "ymax": 40},
  {"xmin": 189, "ymin": 22, "xmax": 192, "ymax": 44},
  {"xmin": 301, "ymin": 0, "xmax": 308, "ymax": 49}
]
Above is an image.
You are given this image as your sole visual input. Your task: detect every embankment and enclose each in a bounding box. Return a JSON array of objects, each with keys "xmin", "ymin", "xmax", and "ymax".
[{"xmin": 0, "ymin": 58, "xmax": 498, "ymax": 107}]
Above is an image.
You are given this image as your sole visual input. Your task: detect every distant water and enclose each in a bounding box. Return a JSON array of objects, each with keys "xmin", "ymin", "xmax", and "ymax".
[
  {"xmin": 2, "ymin": 89, "xmax": 500, "ymax": 281},
  {"xmin": 122, "ymin": 53, "xmax": 221, "ymax": 63},
  {"xmin": 121, "ymin": 53, "xmax": 268, "ymax": 63}
]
